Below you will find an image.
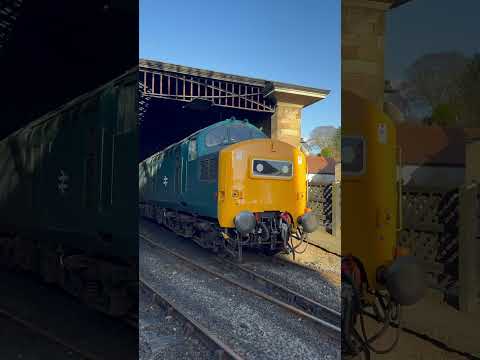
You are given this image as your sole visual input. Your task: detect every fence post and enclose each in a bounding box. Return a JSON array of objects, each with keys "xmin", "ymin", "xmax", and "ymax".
[
  {"xmin": 459, "ymin": 140, "xmax": 480, "ymax": 314},
  {"xmin": 332, "ymin": 163, "xmax": 341, "ymax": 240}
]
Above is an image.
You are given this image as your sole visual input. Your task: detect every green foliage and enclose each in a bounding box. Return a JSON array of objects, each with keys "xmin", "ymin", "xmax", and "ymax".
[
  {"xmin": 430, "ymin": 103, "xmax": 458, "ymax": 127},
  {"xmin": 320, "ymin": 147, "xmax": 333, "ymax": 158}
]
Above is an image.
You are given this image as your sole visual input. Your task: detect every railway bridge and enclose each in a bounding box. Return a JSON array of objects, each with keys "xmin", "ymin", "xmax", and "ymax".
[{"xmin": 139, "ymin": 59, "xmax": 329, "ymax": 160}]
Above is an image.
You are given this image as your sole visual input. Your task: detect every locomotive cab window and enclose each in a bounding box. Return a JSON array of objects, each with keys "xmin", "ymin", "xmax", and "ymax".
[
  {"xmin": 342, "ymin": 136, "xmax": 366, "ymax": 175},
  {"xmin": 205, "ymin": 126, "xmax": 228, "ymax": 147},
  {"xmin": 229, "ymin": 125, "xmax": 265, "ymax": 143}
]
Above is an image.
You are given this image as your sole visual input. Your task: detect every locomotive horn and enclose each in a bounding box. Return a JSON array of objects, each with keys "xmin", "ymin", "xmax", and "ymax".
[
  {"xmin": 380, "ymin": 255, "xmax": 426, "ymax": 306},
  {"xmin": 234, "ymin": 211, "xmax": 256, "ymax": 235}
]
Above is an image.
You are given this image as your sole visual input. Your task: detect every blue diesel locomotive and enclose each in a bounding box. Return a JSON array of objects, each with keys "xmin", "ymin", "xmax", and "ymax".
[
  {"xmin": 139, "ymin": 118, "xmax": 318, "ymax": 260},
  {"xmin": 0, "ymin": 69, "xmax": 138, "ymax": 316}
]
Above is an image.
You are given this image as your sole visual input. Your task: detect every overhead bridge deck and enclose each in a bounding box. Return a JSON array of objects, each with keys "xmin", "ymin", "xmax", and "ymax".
[{"xmin": 138, "ymin": 59, "xmax": 330, "ymax": 161}]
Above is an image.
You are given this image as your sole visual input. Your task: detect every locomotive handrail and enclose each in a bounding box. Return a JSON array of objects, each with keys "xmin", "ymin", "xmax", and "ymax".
[{"xmin": 397, "ymin": 146, "xmax": 403, "ymax": 232}]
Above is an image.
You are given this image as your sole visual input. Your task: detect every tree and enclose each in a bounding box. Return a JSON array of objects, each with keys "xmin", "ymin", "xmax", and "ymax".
[
  {"xmin": 406, "ymin": 52, "xmax": 468, "ymax": 110},
  {"xmin": 333, "ymin": 126, "xmax": 341, "ymax": 158},
  {"xmin": 308, "ymin": 126, "xmax": 341, "ymax": 161},
  {"xmin": 428, "ymin": 103, "xmax": 458, "ymax": 127},
  {"xmin": 307, "ymin": 126, "xmax": 337, "ymax": 153}
]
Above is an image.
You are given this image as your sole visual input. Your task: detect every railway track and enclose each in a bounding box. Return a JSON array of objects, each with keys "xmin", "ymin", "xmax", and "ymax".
[
  {"xmin": 140, "ymin": 233, "xmax": 341, "ymax": 335},
  {"xmin": 215, "ymin": 256, "xmax": 341, "ymax": 326},
  {"xmin": 0, "ymin": 307, "xmax": 99, "ymax": 360},
  {"xmin": 305, "ymin": 239, "xmax": 341, "ymax": 257},
  {"xmin": 140, "ymin": 277, "xmax": 245, "ymax": 360},
  {"xmin": 0, "ymin": 269, "xmax": 138, "ymax": 360}
]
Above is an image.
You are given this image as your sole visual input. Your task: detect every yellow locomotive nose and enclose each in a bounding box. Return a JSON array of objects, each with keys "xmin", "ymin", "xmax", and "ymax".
[
  {"xmin": 342, "ymin": 90, "xmax": 426, "ymax": 305},
  {"xmin": 217, "ymin": 139, "xmax": 308, "ymax": 231}
]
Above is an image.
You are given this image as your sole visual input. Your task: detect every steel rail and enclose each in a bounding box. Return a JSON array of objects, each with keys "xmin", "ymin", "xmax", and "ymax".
[
  {"xmin": 139, "ymin": 276, "xmax": 245, "ymax": 360},
  {"xmin": 305, "ymin": 239, "xmax": 342, "ymax": 257},
  {"xmin": 217, "ymin": 256, "xmax": 341, "ymax": 325},
  {"xmin": 140, "ymin": 233, "xmax": 341, "ymax": 335}
]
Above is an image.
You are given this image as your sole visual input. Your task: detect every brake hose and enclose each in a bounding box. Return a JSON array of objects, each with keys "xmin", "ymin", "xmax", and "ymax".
[
  {"xmin": 342, "ymin": 274, "xmax": 371, "ymax": 359},
  {"xmin": 289, "ymin": 228, "xmax": 310, "ymax": 255},
  {"xmin": 343, "ymin": 270, "xmax": 402, "ymax": 357},
  {"xmin": 359, "ymin": 296, "xmax": 402, "ymax": 354}
]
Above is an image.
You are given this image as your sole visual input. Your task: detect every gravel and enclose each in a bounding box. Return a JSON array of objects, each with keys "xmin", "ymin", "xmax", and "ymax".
[
  {"xmin": 139, "ymin": 285, "xmax": 213, "ymax": 360},
  {"xmin": 141, "ymin": 218, "xmax": 341, "ymax": 312},
  {"xmin": 139, "ymin": 227, "xmax": 341, "ymax": 360},
  {"xmin": 241, "ymin": 259, "xmax": 341, "ymax": 312}
]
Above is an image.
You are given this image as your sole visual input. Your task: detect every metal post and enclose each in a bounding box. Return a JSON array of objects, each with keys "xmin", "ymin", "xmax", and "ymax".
[{"xmin": 459, "ymin": 140, "xmax": 480, "ymax": 313}]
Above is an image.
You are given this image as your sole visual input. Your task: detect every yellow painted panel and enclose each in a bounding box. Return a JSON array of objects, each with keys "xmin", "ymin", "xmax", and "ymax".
[{"xmin": 342, "ymin": 90, "xmax": 398, "ymax": 289}]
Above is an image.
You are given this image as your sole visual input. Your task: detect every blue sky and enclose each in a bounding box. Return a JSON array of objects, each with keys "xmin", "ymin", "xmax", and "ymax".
[
  {"xmin": 140, "ymin": 0, "xmax": 340, "ymax": 138},
  {"xmin": 385, "ymin": 0, "xmax": 480, "ymax": 81}
]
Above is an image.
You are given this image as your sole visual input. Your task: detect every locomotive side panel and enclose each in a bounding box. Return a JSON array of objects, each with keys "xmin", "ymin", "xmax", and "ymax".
[
  {"xmin": 108, "ymin": 79, "xmax": 138, "ymax": 257},
  {"xmin": 0, "ymin": 70, "xmax": 138, "ymax": 316},
  {"xmin": 190, "ymin": 131, "xmax": 219, "ymax": 219},
  {"xmin": 152, "ymin": 146, "xmax": 179, "ymax": 210},
  {"xmin": 40, "ymin": 111, "xmax": 89, "ymax": 236},
  {"xmin": 0, "ymin": 70, "xmax": 138, "ymax": 258}
]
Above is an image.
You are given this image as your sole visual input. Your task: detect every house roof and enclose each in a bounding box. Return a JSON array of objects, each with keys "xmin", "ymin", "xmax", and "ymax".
[
  {"xmin": 397, "ymin": 124, "xmax": 480, "ymax": 166},
  {"xmin": 307, "ymin": 156, "xmax": 336, "ymax": 175}
]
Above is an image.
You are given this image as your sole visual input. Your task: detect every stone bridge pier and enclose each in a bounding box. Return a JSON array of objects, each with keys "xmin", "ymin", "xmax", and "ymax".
[{"xmin": 264, "ymin": 82, "xmax": 329, "ymax": 147}]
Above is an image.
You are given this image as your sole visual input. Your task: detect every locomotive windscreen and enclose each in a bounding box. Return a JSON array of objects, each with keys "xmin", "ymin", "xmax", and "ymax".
[
  {"xmin": 205, "ymin": 122, "xmax": 266, "ymax": 148},
  {"xmin": 229, "ymin": 124, "xmax": 266, "ymax": 143}
]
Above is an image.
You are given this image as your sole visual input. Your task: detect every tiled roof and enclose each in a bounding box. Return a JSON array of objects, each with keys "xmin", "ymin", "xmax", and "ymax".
[
  {"xmin": 397, "ymin": 124, "xmax": 480, "ymax": 166},
  {"xmin": 307, "ymin": 156, "xmax": 336, "ymax": 174}
]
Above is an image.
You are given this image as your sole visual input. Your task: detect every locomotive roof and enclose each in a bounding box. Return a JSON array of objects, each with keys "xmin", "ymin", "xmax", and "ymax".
[
  {"xmin": 142, "ymin": 118, "xmax": 262, "ymax": 163},
  {"xmin": 1, "ymin": 66, "xmax": 137, "ymax": 142}
]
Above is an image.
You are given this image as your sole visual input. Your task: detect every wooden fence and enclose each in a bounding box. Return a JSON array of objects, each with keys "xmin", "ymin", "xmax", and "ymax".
[
  {"xmin": 308, "ymin": 183, "xmax": 333, "ymax": 233},
  {"xmin": 398, "ymin": 186, "xmax": 461, "ymax": 307}
]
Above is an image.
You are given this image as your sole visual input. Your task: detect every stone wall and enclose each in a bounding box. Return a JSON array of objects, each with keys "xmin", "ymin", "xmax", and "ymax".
[
  {"xmin": 342, "ymin": 0, "xmax": 392, "ymax": 108},
  {"xmin": 270, "ymin": 102, "xmax": 302, "ymax": 147}
]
